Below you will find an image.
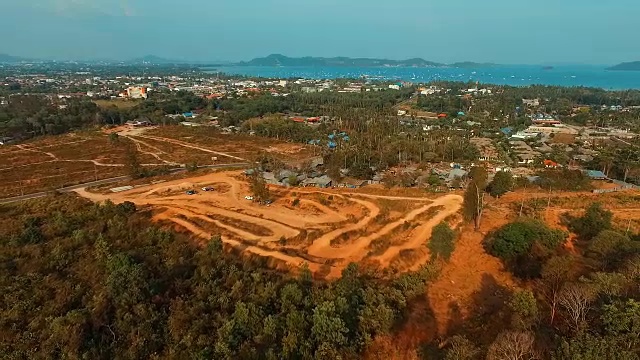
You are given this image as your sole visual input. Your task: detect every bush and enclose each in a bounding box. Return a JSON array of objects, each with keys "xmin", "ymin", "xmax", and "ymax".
[
  {"xmin": 292, "ymin": 198, "xmax": 300, "ymax": 207},
  {"xmin": 569, "ymin": 202, "xmax": 613, "ymax": 241},
  {"xmin": 488, "ymin": 219, "xmax": 567, "ymax": 260},
  {"xmin": 428, "ymin": 222, "xmax": 456, "ymax": 261}
]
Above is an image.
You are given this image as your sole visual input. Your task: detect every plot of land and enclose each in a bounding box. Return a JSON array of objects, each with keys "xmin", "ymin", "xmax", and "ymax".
[
  {"xmin": 0, "ymin": 125, "xmax": 314, "ymax": 198},
  {"xmin": 147, "ymin": 126, "xmax": 317, "ymax": 164},
  {"xmin": 74, "ymin": 170, "xmax": 464, "ymax": 279}
]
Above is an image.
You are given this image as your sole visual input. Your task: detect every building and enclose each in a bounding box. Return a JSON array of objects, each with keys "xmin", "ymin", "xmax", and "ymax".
[
  {"xmin": 522, "ymin": 98, "xmax": 540, "ymax": 107},
  {"xmin": 302, "ymin": 175, "xmax": 333, "ymax": 188},
  {"xmin": 338, "ymin": 178, "xmax": 368, "ymax": 188},
  {"xmin": 125, "ymin": 87, "xmax": 148, "ymax": 99},
  {"xmin": 531, "ymin": 114, "xmax": 561, "ymax": 125}
]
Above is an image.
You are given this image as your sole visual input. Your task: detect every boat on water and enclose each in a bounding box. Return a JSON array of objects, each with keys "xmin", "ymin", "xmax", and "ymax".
[{"xmin": 542, "ymin": 66, "xmax": 554, "ymax": 70}]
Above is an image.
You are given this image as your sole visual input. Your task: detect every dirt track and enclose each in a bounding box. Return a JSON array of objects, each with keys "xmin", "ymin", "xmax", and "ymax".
[{"xmin": 74, "ymin": 171, "xmax": 464, "ymax": 278}]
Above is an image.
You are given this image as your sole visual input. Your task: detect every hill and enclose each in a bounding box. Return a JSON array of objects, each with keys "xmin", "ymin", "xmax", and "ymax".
[
  {"xmin": 239, "ymin": 54, "xmax": 446, "ymax": 67},
  {"xmin": 239, "ymin": 54, "xmax": 504, "ymax": 68},
  {"xmin": 607, "ymin": 61, "xmax": 640, "ymax": 71},
  {"xmin": 0, "ymin": 53, "xmax": 30, "ymax": 63},
  {"xmin": 450, "ymin": 61, "xmax": 498, "ymax": 69}
]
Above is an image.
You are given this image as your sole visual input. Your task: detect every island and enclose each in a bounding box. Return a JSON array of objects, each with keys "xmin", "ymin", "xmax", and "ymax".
[
  {"xmin": 607, "ymin": 61, "xmax": 640, "ymax": 71},
  {"xmin": 238, "ymin": 54, "xmax": 500, "ymax": 68}
]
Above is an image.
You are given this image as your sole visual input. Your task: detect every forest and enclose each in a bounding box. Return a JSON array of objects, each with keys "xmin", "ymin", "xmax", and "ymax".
[
  {"xmin": 0, "ymin": 195, "xmax": 437, "ymax": 359},
  {"xmin": 1, "ymin": 191, "xmax": 639, "ymax": 359}
]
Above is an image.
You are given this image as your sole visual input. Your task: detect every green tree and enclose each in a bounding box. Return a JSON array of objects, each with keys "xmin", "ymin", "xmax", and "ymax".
[
  {"xmin": 569, "ymin": 202, "xmax": 613, "ymax": 241},
  {"xmin": 508, "ymin": 289, "xmax": 539, "ymax": 330},
  {"xmin": 601, "ymin": 299, "xmax": 640, "ymax": 352},
  {"xmin": 488, "ymin": 171, "xmax": 513, "ymax": 198},
  {"xmin": 587, "ymin": 230, "xmax": 635, "ymax": 270},
  {"xmin": 488, "ymin": 220, "xmax": 566, "ymax": 260},
  {"xmin": 125, "ymin": 144, "xmax": 144, "ymax": 179},
  {"xmin": 249, "ymin": 172, "xmax": 271, "ymax": 203},
  {"xmin": 428, "ymin": 222, "xmax": 456, "ymax": 261}
]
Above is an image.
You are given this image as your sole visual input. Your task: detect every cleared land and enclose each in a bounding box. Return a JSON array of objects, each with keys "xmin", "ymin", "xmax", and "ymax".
[
  {"xmin": 0, "ymin": 126, "xmax": 314, "ymax": 198},
  {"xmin": 74, "ymin": 170, "xmax": 463, "ymax": 279}
]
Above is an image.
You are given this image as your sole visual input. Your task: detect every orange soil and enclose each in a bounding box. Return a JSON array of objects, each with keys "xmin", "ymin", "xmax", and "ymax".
[{"xmin": 74, "ymin": 170, "xmax": 464, "ymax": 279}]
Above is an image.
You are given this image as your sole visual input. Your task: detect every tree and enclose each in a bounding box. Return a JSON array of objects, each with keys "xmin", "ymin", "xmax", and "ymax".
[
  {"xmin": 509, "ymin": 290, "xmax": 539, "ymax": 330},
  {"xmin": 554, "ymin": 333, "xmax": 638, "ymax": 360},
  {"xmin": 445, "ymin": 335, "xmax": 480, "ymax": 360},
  {"xmin": 587, "ymin": 230, "xmax": 634, "ymax": 270},
  {"xmin": 463, "ymin": 180, "xmax": 485, "ymax": 231},
  {"xmin": 569, "ymin": 202, "xmax": 613, "ymax": 241},
  {"xmin": 124, "ymin": 144, "xmax": 144, "ymax": 179},
  {"xmin": 486, "ymin": 331, "xmax": 537, "ymax": 360},
  {"xmin": 488, "ymin": 171, "xmax": 514, "ymax": 198},
  {"xmin": 249, "ymin": 172, "xmax": 271, "ymax": 203},
  {"xmin": 428, "ymin": 222, "xmax": 456, "ymax": 261},
  {"xmin": 558, "ymin": 283, "xmax": 595, "ymax": 333},
  {"xmin": 539, "ymin": 256, "xmax": 574, "ymax": 326},
  {"xmin": 601, "ymin": 299, "xmax": 640, "ymax": 352},
  {"xmin": 488, "ymin": 220, "xmax": 566, "ymax": 261},
  {"xmin": 468, "ymin": 166, "xmax": 488, "ymax": 187}
]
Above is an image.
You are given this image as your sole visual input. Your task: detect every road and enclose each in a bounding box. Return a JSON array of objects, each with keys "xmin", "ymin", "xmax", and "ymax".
[{"xmin": 0, "ymin": 163, "xmax": 251, "ymax": 205}]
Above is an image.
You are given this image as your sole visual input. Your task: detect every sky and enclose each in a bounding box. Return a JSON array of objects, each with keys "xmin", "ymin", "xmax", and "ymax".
[{"xmin": 0, "ymin": 0, "xmax": 638, "ymax": 64}]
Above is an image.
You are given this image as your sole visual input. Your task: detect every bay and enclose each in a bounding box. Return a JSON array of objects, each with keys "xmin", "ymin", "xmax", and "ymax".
[{"xmin": 206, "ymin": 65, "xmax": 640, "ymax": 90}]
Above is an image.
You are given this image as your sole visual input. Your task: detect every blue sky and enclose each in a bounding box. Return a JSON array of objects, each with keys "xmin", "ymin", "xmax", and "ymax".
[{"xmin": 1, "ymin": 0, "xmax": 638, "ymax": 64}]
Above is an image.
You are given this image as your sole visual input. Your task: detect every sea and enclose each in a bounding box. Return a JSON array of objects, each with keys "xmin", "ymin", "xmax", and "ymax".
[{"xmin": 206, "ymin": 65, "xmax": 640, "ymax": 90}]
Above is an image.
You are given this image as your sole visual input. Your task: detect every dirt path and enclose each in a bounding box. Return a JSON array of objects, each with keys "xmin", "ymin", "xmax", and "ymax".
[
  {"xmin": 16, "ymin": 144, "xmax": 58, "ymax": 160},
  {"xmin": 307, "ymin": 197, "xmax": 381, "ymax": 258},
  {"xmin": 74, "ymin": 171, "xmax": 466, "ymax": 279},
  {"xmin": 135, "ymin": 134, "xmax": 248, "ymax": 162},
  {"xmin": 126, "ymin": 136, "xmax": 179, "ymax": 165},
  {"xmin": 372, "ymin": 195, "xmax": 463, "ymax": 266}
]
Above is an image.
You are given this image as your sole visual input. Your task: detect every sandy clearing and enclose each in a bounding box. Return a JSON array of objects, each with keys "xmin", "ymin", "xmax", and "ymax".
[
  {"xmin": 74, "ymin": 170, "xmax": 466, "ymax": 279},
  {"xmin": 372, "ymin": 195, "xmax": 463, "ymax": 266}
]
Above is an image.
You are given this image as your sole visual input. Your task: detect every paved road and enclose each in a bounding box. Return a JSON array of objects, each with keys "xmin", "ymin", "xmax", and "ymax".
[{"xmin": 0, "ymin": 162, "xmax": 251, "ymax": 205}]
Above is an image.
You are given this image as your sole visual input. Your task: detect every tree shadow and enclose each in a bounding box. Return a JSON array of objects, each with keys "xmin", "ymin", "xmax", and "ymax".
[
  {"xmin": 395, "ymin": 289, "xmax": 440, "ymax": 359},
  {"xmin": 463, "ymin": 273, "xmax": 513, "ymax": 346}
]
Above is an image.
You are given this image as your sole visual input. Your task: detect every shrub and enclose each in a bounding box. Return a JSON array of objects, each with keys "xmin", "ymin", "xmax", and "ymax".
[
  {"xmin": 428, "ymin": 222, "xmax": 456, "ymax": 261},
  {"xmin": 569, "ymin": 202, "xmax": 613, "ymax": 241},
  {"xmin": 488, "ymin": 219, "xmax": 567, "ymax": 260}
]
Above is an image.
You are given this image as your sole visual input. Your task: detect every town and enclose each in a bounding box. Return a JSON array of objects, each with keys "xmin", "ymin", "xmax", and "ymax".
[{"xmin": 2, "ymin": 62, "xmax": 639, "ymax": 192}]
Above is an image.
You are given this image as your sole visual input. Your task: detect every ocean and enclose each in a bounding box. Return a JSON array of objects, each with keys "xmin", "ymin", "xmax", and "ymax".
[{"xmin": 207, "ymin": 65, "xmax": 640, "ymax": 90}]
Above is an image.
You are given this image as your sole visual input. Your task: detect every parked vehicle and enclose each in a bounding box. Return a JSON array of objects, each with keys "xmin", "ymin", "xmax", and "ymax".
[
  {"xmin": 186, "ymin": 190, "xmax": 197, "ymax": 195},
  {"xmin": 202, "ymin": 187, "xmax": 214, "ymax": 192},
  {"xmin": 245, "ymin": 196, "xmax": 254, "ymax": 201}
]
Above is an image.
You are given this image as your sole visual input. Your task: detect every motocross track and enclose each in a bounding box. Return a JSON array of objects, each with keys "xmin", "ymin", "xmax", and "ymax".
[{"xmin": 74, "ymin": 170, "xmax": 463, "ymax": 278}]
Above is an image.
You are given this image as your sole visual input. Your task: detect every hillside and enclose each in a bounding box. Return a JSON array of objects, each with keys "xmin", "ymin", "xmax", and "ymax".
[{"xmin": 607, "ymin": 61, "xmax": 640, "ymax": 71}]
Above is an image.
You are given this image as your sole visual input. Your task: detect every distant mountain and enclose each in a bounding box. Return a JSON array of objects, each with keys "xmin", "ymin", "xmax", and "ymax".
[
  {"xmin": 239, "ymin": 54, "xmax": 446, "ymax": 68},
  {"xmin": 607, "ymin": 61, "xmax": 640, "ymax": 71},
  {"xmin": 0, "ymin": 53, "xmax": 31, "ymax": 63},
  {"xmin": 449, "ymin": 61, "xmax": 498, "ymax": 69},
  {"xmin": 238, "ymin": 54, "xmax": 504, "ymax": 68}
]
